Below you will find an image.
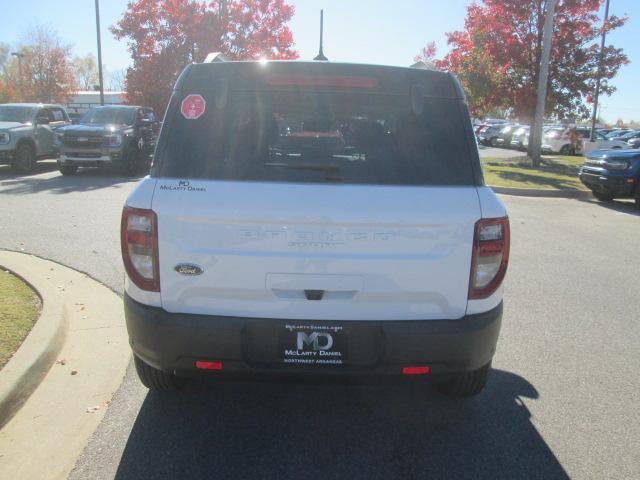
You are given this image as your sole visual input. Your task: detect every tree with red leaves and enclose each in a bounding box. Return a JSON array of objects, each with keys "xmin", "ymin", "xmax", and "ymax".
[
  {"xmin": 112, "ymin": 0, "xmax": 298, "ymax": 115},
  {"xmin": 417, "ymin": 0, "xmax": 629, "ymax": 121}
]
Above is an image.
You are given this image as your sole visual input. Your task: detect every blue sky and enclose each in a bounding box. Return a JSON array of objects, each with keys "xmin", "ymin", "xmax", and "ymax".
[{"xmin": 1, "ymin": 0, "xmax": 639, "ymax": 123}]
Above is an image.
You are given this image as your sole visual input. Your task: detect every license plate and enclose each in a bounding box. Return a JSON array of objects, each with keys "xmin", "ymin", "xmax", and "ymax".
[{"xmin": 278, "ymin": 323, "xmax": 348, "ymax": 367}]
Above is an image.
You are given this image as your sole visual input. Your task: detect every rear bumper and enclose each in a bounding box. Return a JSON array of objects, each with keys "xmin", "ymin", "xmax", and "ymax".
[{"xmin": 125, "ymin": 293, "xmax": 503, "ymax": 378}]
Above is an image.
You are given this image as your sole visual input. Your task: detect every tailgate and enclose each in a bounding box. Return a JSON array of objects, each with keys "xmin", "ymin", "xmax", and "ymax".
[{"xmin": 153, "ymin": 180, "xmax": 480, "ymax": 321}]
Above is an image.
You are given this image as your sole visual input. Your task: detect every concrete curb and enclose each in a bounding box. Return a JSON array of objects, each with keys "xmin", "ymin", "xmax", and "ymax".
[
  {"xmin": 0, "ymin": 251, "xmax": 130, "ymax": 480},
  {"xmin": 0, "ymin": 257, "xmax": 68, "ymax": 429},
  {"xmin": 490, "ymin": 185, "xmax": 592, "ymax": 199}
]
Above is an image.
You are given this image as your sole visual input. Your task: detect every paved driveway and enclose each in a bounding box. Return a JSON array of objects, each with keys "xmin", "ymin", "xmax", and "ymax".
[{"xmin": 1, "ymin": 162, "xmax": 639, "ymax": 479}]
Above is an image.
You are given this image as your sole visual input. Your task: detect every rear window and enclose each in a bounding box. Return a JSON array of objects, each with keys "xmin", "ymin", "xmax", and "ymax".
[
  {"xmin": 155, "ymin": 84, "xmax": 475, "ymax": 185},
  {"xmin": 80, "ymin": 107, "xmax": 136, "ymax": 126}
]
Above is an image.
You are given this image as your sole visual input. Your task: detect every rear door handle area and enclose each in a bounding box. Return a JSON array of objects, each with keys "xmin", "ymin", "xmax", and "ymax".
[{"xmin": 266, "ymin": 274, "xmax": 363, "ymax": 301}]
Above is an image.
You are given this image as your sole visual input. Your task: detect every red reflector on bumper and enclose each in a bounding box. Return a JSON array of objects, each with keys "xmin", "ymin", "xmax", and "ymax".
[
  {"xmin": 402, "ymin": 366, "xmax": 430, "ymax": 375},
  {"xmin": 195, "ymin": 361, "xmax": 223, "ymax": 371}
]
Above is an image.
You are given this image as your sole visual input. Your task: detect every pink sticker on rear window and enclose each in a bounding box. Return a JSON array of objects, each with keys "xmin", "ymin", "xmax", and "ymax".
[{"xmin": 181, "ymin": 94, "xmax": 206, "ymax": 120}]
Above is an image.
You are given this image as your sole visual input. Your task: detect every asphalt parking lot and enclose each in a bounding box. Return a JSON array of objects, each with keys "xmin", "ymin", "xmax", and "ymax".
[{"xmin": 1, "ymin": 159, "xmax": 639, "ymax": 479}]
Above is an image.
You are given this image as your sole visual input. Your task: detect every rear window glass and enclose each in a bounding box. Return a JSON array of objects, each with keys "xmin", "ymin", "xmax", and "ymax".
[
  {"xmin": 80, "ymin": 107, "xmax": 136, "ymax": 126},
  {"xmin": 155, "ymin": 88, "xmax": 475, "ymax": 185}
]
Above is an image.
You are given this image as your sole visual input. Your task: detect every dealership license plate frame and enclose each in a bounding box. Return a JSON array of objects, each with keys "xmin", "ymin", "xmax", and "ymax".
[{"xmin": 278, "ymin": 323, "xmax": 349, "ymax": 367}]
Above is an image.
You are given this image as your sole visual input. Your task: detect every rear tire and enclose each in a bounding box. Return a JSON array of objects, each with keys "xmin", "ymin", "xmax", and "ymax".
[
  {"xmin": 490, "ymin": 137, "xmax": 499, "ymax": 147},
  {"xmin": 59, "ymin": 165, "xmax": 78, "ymax": 176},
  {"xmin": 134, "ymin": 355, "xmax": 184, "ymax": 391},
  {"xmin": 434, "ymin": 362, "xmax": 491, "ymax": 398},
  {"xmin": 593, "ymin": 191, "xmax": 614, "ymax": 202},
  {"xmin": 13, "ymin": 142, "xmax": 36, "ymax": 173}
]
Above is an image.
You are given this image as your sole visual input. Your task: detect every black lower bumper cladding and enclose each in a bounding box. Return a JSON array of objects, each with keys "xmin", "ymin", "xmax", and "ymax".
[
  {"xmin": 125, "ymin": 293, "xmax": 502, "ymax": 378},
  {"xmin": 580, "ymin": 172, "xmax": 636, "ymax": 197}
]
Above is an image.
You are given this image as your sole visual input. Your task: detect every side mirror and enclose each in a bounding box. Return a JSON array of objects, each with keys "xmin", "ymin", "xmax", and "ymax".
[{"xmin": 37, "ymin": 116, "xmax": 50, "ymax": 125}]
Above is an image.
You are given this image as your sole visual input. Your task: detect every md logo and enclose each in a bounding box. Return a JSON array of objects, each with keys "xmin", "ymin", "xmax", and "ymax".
[{"xmin": 297, "ymin": 332, "xmax": 333, "ymax": 351}]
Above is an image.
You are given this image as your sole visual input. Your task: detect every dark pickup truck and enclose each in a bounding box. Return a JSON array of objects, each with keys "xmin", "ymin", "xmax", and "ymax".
[
  {"xmin": 580, "ymin": 149, "xmax": 640, "ymax": 207},
  {"xmin": 55, "ymin": 105, "xmax": 159, "ymax": 175}
]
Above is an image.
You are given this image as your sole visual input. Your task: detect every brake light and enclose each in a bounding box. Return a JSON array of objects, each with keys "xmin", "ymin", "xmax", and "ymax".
[
  {"xmin": 268, "ymin": 75, "xmax": 377, "ymax": 88},
  {"xmin": 469, "ymin": 217, "xmax": 510, "ymax": 299},
  {"xmin": 121, "ymin": 207, "xmax": 160, "ymax": 292}
]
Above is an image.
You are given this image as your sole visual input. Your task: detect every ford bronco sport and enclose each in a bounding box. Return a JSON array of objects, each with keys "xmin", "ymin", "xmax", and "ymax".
[
  {"xmin": 0, "ymin": 103, "xmax": 71, "ymax": 173},
  {"xmin": 121, "ymin": 61, "xmax": 510, "ymax": 397}
]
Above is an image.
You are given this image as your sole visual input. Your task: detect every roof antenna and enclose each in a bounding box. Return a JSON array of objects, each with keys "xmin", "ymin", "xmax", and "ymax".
[{"xmin": 313, "ymin": 10, "xmax": 328, "ymax": 61}]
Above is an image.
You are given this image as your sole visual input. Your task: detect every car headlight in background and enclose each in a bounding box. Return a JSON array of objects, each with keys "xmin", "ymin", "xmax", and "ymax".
[
  {"xmin": 0, "ymin": 132, "xmax": 10, "ymax": 145},
  {"xmin": 105, "ymin": 134, "xmax": 123, "ymax": 147},
  {"xmin": 53, "ymin": 133, "xmax": 63, "ymax": 146},
  {"xmin": 603, "ymin": 159, "xmax": 629, "ymax": 171}
]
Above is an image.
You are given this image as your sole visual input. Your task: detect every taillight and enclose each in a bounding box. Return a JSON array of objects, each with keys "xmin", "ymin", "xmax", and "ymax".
[
  {"xmin": 121, "ymin": 207, "xmax": 160, "ymax": 292},
  {"xmin": 469, "ymin": 217, "xmax": 510, "ymax": 299}
]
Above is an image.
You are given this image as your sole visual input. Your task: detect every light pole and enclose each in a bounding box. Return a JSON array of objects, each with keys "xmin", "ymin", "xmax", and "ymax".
[
  {"xmin": 313, "ymin": 10, "xmax": 328, "ymax": 61},
  {"xmin": 11, "ymin": 52, "xmax": 25, "ymax": 101},
  {"xmin": 590, "ymin": 0, "xmax": 611, "ymax": 140},
  {"xmin": 95, "ymin": 0, "xmax": 105, "ymax": 105}
]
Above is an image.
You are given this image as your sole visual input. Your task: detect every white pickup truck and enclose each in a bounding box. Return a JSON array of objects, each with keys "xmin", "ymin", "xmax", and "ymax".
[{"xmin": 121, "ymin": 60, "xmax": 509, "ymax": 397}]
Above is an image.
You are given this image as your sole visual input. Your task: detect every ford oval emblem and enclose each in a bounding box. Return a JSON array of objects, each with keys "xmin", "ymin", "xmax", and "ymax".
[{"xmin": 174, "ymin": 264, "xmax": 204, "ymax": 276}]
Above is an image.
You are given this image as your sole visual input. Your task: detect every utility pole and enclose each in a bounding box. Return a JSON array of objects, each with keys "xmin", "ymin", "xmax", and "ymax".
[
  {"xmin": 529, "ymin": 0, "xmax": 557, "ymax": 168},
  {"xmin": 11, "ymin": 52, "xmax": 25, "ymax": 101},
  {"xmin": 590, "ymin": 0, "xmax": 611, "ymax": 141},
  {"xmin": 95, "ymin": 0, "xmax": 105, "ymax": 105}
]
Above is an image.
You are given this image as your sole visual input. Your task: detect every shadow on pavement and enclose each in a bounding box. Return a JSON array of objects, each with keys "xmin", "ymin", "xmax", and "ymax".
[
  {"xmin": 114, "ymin": 369, "xmax": 568, "ymax": 480},
  {"xmin": 578, "ymin": 197, "xmax": 640, "ymax": 217},
  {"xmin": 0, "ymin": 159, "xmax": 59, "ymax": 177},
  {"xmin": 0, "ymin": 163, "xmax": 144, "ymax": 195}
]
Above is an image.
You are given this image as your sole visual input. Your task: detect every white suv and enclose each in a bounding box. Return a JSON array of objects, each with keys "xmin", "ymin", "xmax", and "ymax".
[{"xmin": 121, "ymin": 60, "xmax": 509, "ymax": 397}]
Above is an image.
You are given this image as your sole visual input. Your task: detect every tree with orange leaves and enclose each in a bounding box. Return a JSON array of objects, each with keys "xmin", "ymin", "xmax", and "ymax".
[
  {"xmin": 112, "ymin": 0, "xmax": 298, "ymax": 115},
  {"xmin": 417, "ymin": 0, "xmax": 629, "ymax": 122}
]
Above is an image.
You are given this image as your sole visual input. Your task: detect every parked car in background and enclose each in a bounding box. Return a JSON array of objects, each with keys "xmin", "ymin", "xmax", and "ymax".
[
  {"xmin": 477, "ymin": 124, "xmax": 505, "ymax": 146},
  {"xmin": 509, "ymin": 126, "xmax": 530, "ymax": 150},
  {"xmin": 605, "ymin": 129, "xmax": 633, "ymax": 139},
  {"xmin": 542, "ymin": 127, "xmax": 629, "ymax": 155},
  {"xmin": 495, "ymin": 124, "xmax": 519, "ymax": 148},
  {"xmin": 579, "ymin": 149, "xmax": 640, "ymax": 207},
  {"xmin": 617, "ymin": 130, "xmax": 640, "ymax": 147},
  {"xmin": 55, "ymin": 105, "xmax": 159, "ymax": 175},
  {"xmin": 484, "ymin": 118, "xmax": 509, "ymax": 126},
  {"xmin": 627, "ymin": 134, "xmax": 640, "ymax": 149},
  {"xmin": 0, "ymin": 103, "xmax": 71, "ymax": 173}
]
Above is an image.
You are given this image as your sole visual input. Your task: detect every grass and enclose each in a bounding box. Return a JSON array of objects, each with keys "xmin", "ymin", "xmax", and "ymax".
[
  {"xmin": 481, "ymin": 155, "xmax": 589, "ymax": 191},
  {"xmin": 0, "ymin": 269, "xmax": 41, "ymax": 369}
]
